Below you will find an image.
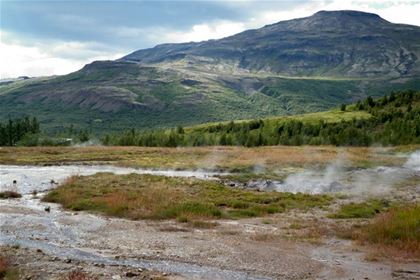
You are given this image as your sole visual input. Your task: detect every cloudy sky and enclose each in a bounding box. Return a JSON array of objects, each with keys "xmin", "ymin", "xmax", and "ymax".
[{"xmin": 1, "ymin": 0, "xmax": 420, "ymax": 78}]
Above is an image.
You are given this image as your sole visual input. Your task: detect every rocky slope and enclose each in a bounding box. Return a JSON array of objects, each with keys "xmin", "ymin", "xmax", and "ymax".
[{"xmin": 1, "ymin": 10, "xmax": 419, "ymax": 132}]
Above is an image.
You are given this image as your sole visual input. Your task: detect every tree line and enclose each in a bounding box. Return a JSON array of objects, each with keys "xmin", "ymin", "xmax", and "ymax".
[
  {"xmin": 102, "ymin": 90, "xmax": 420, "ymax": 147},
  {"xmin": 0, "ymin": 117, "xmax": 40, "ymax": 146}
]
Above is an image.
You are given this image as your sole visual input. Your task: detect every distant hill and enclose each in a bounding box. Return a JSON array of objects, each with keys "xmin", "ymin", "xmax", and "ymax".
[
  {"xmin": 1, "ymin": 10, "xmax": 420, "ymax": 133},
  {"xmin": 104, "ymin": 90, "xmax": 420, "ymax": 147}
]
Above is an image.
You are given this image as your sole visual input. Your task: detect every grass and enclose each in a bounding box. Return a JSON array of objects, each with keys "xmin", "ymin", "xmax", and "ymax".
[
  {"xmin": 0, "ymin": 191, "xmax": 22, "ymax": 199},
  {"xmin": 329, "ymin": 199, "xmax": 391, "ymax": 219},
  {"xmin": 0, "ymin": 256, "xmax": 19, "ymax": 280},
  {"xmin": 43, "ymin": 173, "xmax": 332, "ymax": 220},
  {"xmin": 64, "ymin": 270, "xmax": 98, "ymax": 280},
  {"xmin": 189, "ymin": 108, "xmax": 371, "ymax": 130},
  {"xmin": 356, "ymin": 205, "xmax": 420, "ymax": 258},
  {"xmin": 0, "ymin": 145, "xmax": 412, "ymax": 171}
]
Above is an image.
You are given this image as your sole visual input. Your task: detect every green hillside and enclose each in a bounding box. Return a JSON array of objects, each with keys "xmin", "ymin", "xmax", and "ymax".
[{"xmin": 105, "ymin": 90, "xmax": 420, "ymax": 147}]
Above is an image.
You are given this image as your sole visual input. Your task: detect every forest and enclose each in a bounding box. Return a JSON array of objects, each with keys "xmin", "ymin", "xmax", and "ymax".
[
  {"xmin": 1, "ymin": 90, "xmax": 418, "ymax": 147},
  {"xmin": 0, "ymin": 117, "xmax": 40, "ymax": 146},
  {"xmin": 102, "ymin": 90, "xmax": 420, "ymax": 147}
]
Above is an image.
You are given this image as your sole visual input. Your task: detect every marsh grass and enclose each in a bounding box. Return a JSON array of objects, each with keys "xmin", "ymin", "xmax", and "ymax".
[
  {"xmin": 43, "ymin": 173, "xmax": 332, "ymax": 221},
  {"xmin": 0, "ymin": 145, "xmax": 410, "ymax": 171},
  {"xmin": 356, "ymin": 205, "xmax": 420, "ymax": 258}
]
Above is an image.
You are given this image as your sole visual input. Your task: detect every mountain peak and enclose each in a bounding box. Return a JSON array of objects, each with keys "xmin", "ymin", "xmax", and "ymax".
[
  {"xmin": 307, "ymin": 10, "xmax": 388, "ymax": 26},
  {"xmin": 313, "ymin": 10, "xmax": 382, "ymax": 19}
]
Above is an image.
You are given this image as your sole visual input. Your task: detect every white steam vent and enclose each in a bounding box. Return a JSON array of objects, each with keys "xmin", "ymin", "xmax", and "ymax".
[
  {"xmin": 272, "ymin": 150, "xmax": 420, "ymax": 194},
  {"xmin": 404, "ymin": 150, "xmax": 420, "ymax": 171}
]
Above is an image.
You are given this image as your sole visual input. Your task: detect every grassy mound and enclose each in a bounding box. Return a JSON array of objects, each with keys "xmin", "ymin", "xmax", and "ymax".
[{"xmin": 43, "ymin": 173, "xmax": 332, "ymax": 221}]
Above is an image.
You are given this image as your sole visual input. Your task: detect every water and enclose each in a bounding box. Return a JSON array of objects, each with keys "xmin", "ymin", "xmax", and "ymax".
[
  {"xmin": 0, "ymin": 165, "xmax": 228, "ymax": 195},
  {"xmin": 0, "ymin": 164, "xmax": 268, "ymax": 279}
]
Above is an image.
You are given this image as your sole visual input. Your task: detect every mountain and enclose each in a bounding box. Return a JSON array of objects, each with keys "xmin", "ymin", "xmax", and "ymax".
[
  {"xmin": 1, "ymin": 10, "xmax": 420, "ymax": 133},
  {"xmin": 122, "ymin": 10, "xmax": 420, "ymax": 78}
]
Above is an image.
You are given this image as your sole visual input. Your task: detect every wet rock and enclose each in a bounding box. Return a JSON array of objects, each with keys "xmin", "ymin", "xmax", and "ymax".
[
  {"xmin": 64, "ymin": 258, "xmax": 72, "ymax": 263},
  {"xmin": 44, "ymin": 206, "xmax": 51, "ymax": 212},
  {"xmin": 125, "ymin": 272, "xmax": 139, "ymax": 277}
]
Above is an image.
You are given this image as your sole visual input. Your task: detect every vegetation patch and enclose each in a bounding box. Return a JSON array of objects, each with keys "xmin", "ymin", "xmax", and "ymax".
[
  {"xmin": 356, "ymin": 205, "xmax": 420, "ymax": 258},
  {"xmin": 43, "ymin": 173, "xmax": 332, "ymax": 220},
  {"xmin": 0, "ymin": 191, "xmax": 22, "ymax": 199},
  {"xmin": 0, "ymin": 255, "xmax": 19, "ymax": 280},
  {"xmin": 103, "ymin": 90, "xmax": 420, "ymax": 147},
  {"xmin": 329, "ymin": 199, "xmax": 391, "ymax": 219}
]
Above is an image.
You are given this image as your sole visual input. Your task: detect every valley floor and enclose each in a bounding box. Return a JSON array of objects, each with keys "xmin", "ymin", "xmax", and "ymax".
[{"xmin": 0, "ymin": 146, "xmax": 419, "ymax": 279}]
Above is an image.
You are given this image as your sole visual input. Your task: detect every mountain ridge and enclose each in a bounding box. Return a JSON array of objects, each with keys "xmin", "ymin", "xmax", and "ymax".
[{"xmin": 1, "ymin": 10, "xmax": 419, "ymax": 133}]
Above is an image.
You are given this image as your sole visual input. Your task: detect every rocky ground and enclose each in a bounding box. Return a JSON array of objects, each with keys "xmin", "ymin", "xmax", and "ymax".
[
  {"xmin": 1, "ymin": 148, "xmax": 419, "ymax": 279},
  {"xmin": 1, "ymin": 199, "xmax": 419, "ymax": 280},
  {"xmin": 1, "ymin": 245, "xmax": 174, "ymax": 280}
]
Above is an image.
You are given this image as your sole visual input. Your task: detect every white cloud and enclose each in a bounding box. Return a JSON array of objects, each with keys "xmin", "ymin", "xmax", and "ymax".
[
  {"xmin": 150, "ymin": 0, "xmax": 420, "ymax": 47},
  {"xmin": 157, "ymin": 21, "xmax": 246, "ymax": 43},
  {"xmin": 0, "ymin": 32, "xmax": 124, "ymax": 79},
  {"xmin": 2, "ymin": 0, "xmax": 420, "ymax": 78}
]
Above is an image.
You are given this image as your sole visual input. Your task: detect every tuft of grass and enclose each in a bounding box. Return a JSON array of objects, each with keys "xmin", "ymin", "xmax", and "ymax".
[
  {"xmin": 0, "ymin": 256, "xmax": 7, "ymax": 278},
  {"xmin": 43, "ymin": 173, "xmax": 332, "ymax": 221},
  {"xmin": 0, "ymin": 256, "xmax": 19, "ymax": 280},
  {"xmin": 329, "ymin": 199, "xmax": 391, "ymax": 219},
  {"xmin": 0, "ymin": 191, "xmax": 22, "ymax": 199},
  {"xmin": 190, "ymin": 220, "xmax": 218, "ymax": 229},
  {"xmin": 357, "ymin": 205, "xmax": 420, "ymax": 257},
  {"xmin": 64, "ymin": 270, "xmax": 98, "ymax": 280}
]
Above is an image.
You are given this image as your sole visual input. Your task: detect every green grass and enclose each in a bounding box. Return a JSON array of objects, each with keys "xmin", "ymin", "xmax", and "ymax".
[
  {"xmin": 42, "ymin": 173, "xmax": 333, "ymax": 220},
  {"xmin": 329, "ymin": 199, "xmax": 391, "ymax": 219}
]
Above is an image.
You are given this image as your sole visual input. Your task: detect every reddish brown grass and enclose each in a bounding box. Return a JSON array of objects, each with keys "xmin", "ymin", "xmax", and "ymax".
[
  {"xmin": 64, "ymin": 270, "xmax": 98, "ymax": 280},
  {"xmin": 0, "ymin": 256, "xmax": 8, "ymax": 278}
]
